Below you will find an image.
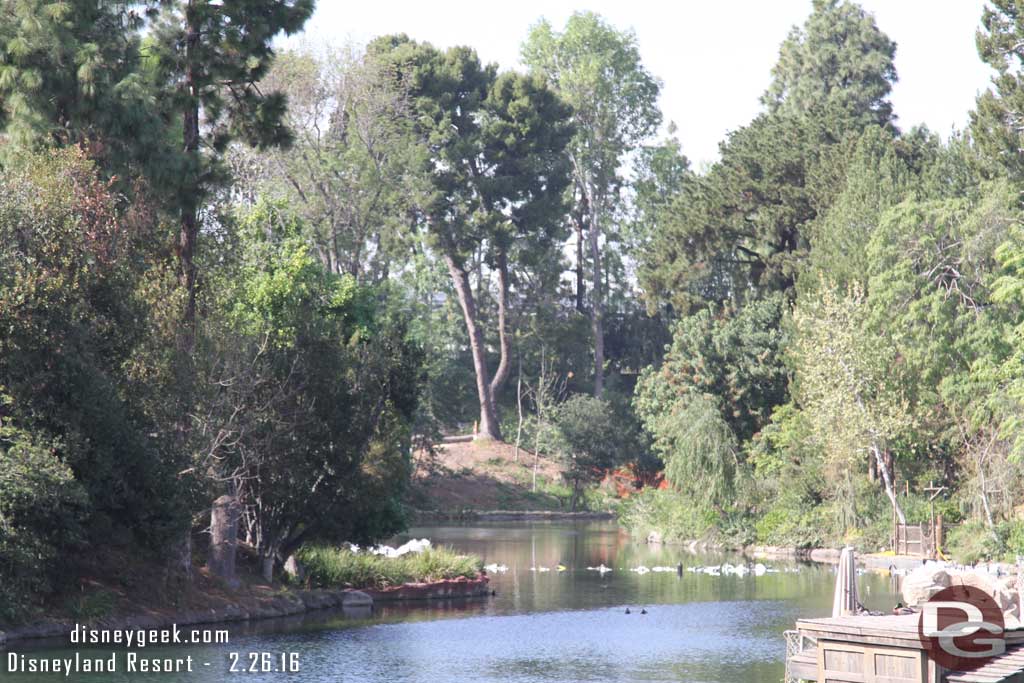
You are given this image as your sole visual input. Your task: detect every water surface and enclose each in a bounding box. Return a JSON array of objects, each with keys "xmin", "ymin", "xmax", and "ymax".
[{"xmin": 3, "ymin": 521, "xmax": 900, "ymax": 683}]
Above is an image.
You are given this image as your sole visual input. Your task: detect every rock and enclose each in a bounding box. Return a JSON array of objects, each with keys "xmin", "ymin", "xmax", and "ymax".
[
  {"xmin": 342, "ymin": 590, "xmax": 373, "ymax": 608},
  {"xmin": 902, "ymin": 567, "xmax": 951, "ymax": 607},
  {"xmin": 955, "ymin": 571, "xmax": 1016, "ymax": 612},
  {"xmin": 809, "ymin": 548, "xmax": 841, "ymax": 563}
]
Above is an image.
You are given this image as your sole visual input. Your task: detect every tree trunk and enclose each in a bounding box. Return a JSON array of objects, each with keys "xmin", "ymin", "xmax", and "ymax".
[
  {"xmin": 208, "ymin": 494, "xmax": 240, "ymax": 586},
  {"xmin": 574, "ymin": 199, "xmax": 586, "ymax": 313},
  {"xmin": 178, "ymin": 11, "xmax": 201, "ymax": 354},
  {"xmin": 589, "ymin": 192, "xmax": 605, "ymax": 397},
  {"xmin": 261, "ymin": 555, "xmax": 275, "ymax": 583},
  {"xmin": 514, "ymin": 356, "xmax": 523, "ymax": 463},
  {"xmin": 489, "ymin": 248, "xmax": 512, "ymax": 398},
  {"xmin": 444, "ymin": 252, "xmax": 501, "ymax": 441},
  {"xmin": 871, "ymin": 443, "xmax": 906, "ymax": 524}
]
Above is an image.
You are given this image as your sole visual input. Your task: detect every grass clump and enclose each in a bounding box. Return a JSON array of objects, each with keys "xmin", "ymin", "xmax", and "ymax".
[{"xmin": 298, "ymin": 546, "xmax": 483, "ymax": 590}]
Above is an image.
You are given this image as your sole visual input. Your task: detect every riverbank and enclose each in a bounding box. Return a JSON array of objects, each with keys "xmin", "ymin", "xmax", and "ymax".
[
  {"xmin": 0, "ymin": 573, "xmax": 491, "ymax": 648},
  {"xmin": 416, "ymin": 510, "xmax": 616, "ymax": 521}
]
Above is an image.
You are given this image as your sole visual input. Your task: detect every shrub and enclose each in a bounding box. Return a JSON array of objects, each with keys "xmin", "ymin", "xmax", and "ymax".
[
  {"xmin": 297, "ymin": 546, "xmax": 483, "ymax": 590},
  {"xmin": 0, "ymin": 422, "xmax": 88, "ymax": 623},
  {"xmin": 617, "ymin": 488, "xmax": 716, "ymax": 543}
]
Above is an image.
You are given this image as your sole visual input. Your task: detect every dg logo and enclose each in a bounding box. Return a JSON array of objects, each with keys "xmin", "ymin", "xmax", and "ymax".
[{"xmin": 918, "ymin": 584, "xmax": 1006, "ymax": 670}]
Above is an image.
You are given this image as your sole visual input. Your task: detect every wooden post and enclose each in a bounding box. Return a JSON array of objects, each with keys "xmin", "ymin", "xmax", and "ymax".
[
  {"xmin": 892, "ymin": 499, "xmax": 897, "ymax": 553},
  {"xmin": 924, "ymin": 482, "xmax": 947, "ymax": 560}
]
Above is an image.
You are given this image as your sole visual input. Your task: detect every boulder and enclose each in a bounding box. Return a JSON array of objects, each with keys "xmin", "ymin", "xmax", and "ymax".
[
  {"xmin": 902, "ymin": 567, "xmax": 951, "ymax": 607},
  {"xmin": 341, "ymin": 590, "xmax": 373, "ymax": 608},
  {"xmin": 955, "ymin": 571, "xmax": 1016, "ymax": 612}
]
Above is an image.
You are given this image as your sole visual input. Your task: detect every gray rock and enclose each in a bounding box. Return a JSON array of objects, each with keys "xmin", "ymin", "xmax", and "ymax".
[
  {"xmin": 902, "ymin": 567, "xmax": 951, "ymax": 607},
  {"xmin": 342, "ymin": 590, "xmax": 373, "ymax": 608},
  {"xmin": 956, "ymin": 571, "xmax": 1015, "ymax": 612}
]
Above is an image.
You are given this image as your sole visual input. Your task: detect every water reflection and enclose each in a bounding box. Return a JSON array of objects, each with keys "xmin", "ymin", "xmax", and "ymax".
[{"xmin": 3, "ymin": 521, "xmax": 900, "ymax": 683}]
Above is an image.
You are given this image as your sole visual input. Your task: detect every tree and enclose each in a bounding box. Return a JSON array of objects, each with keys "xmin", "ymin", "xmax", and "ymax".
[
  {"xmin": 372, "ymin": 36, "xmax": 572, "ymax": 441},
  {"xmin": 641, "ymin": 0, "xmax": 898, "ymax": 313},
  {"xmin": 973, "ymin": 0, "xmax": 1024, "ymax": 181},
  {"xmin": 762, "ymin": 0, "xmax": 897, "ymax": 130},
  {"xmin": 0, "ymin": 1, "xmax": 167, "ymax": 179},
  {"xmin": 148, "ymin": 0, "xmax": 314, "ymax": 348},
  {"xmin": 245, "ymin": 46, "xmax": 429, "ymax": 282},
  {"xmin": 791, "ymin": 282, "xmax": 911, "ymax": 523},
  {"xmin": 196, "ymin": 202, "xmax": 422, "ymax": 580},
  {"xmin": 0, "ymin": 149, "xmax": 189, "ymax": 601},
  {"xmin": 800, "ymin": 125, "xmax": 916, "ymax": 294},
  {"xmin": 523, "ymin": 11, "xmax": 661, "ymax": 396},
  {"xmin": 633, "ymin": 295, "xmax": 788, "ymax": 507},
  {"xmin": 552, "ymin": 395, "xmax": 624, "ymax": 510}
]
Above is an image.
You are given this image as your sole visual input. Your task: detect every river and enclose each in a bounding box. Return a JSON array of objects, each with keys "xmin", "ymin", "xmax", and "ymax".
[{"xmin": 4, "ymin": 521, "xmax": 901, "ymax": 683}]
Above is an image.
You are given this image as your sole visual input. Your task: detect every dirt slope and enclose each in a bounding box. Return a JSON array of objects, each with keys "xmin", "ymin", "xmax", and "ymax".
[{"xmin": 410, "ymin": 440, "xmax": 571, "ymax": 512}]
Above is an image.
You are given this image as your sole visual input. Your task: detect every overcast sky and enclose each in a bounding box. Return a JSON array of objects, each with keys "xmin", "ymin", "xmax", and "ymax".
[{"xmin": 287, "ymin": 1, "xmax": 996, "ymax": 167}]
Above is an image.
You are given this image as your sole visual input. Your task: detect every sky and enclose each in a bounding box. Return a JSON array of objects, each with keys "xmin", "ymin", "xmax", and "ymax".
[{"xmin": 287, "ymin": 1, "xmax": 997, "ymax": 167}]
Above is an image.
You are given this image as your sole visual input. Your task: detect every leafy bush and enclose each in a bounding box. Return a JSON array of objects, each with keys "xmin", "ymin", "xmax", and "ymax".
[
  {"xmin": 550, "ymin": 395, "xmax": 629, "ymax": 510},
  {"xmin": 617, "ymin": 489, "xmax": 716, "ymax": 543},
  {"xmin": 0, "ymin": 422, "xmax": 88, "ymax": 623},
  {"xmin": 297, "ymin": 546, "xmax": 483, "ymax": 590},
  {"xmin": 946, "ymin": 521, "xmax": 1003, "ymax": 564}
]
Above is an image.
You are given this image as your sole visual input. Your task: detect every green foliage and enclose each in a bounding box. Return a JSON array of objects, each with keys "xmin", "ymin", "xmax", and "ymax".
[
  {"xmin": 791, "ymin": 283, "xmax": 911, "ymax": 490},
  {"xmin": 634, "ymin": 296, "xmax": 788, "ymax": 512},
  {"xmin": 973, "ymin": 0, "xmax": 1024, "ymax": 181},
  {"xmin": 946, "ymin": 521, "xmax": 1003, "ymax": 565},
  {"xmin": 0, "ymin": 1, "xmax": 166, "ymax": 179},
  {"xmin": 297, "ymin": 546, "xmax": 483, "ymax": 590},
  {"xmin": 550, "ymin": 394, "xmax": 629, "ymax": 509},
  {"xmin": 0, "ymin": 148, "xmax": 188, "ymax": 554},
  {"xmin": 196, "ymin": 201, "xmax": 423, "ymax": 573},
  {"xmin": 763, "ymin": 0, "xmax": 897, "ymax": 129},
  {"xmin": 0, "ymin": 420, "xmax": 88, "ymax": 622},
  {"xmin": 637, "ymin": 295, "xmax": 788, "ymax": 443},
  {"xmin": 522, "ymin": 11, "xmax": 661, "ymax": 192},
  {"xmin": 617, "ymin": 488, "xmax": 717, "ymax": 543}
]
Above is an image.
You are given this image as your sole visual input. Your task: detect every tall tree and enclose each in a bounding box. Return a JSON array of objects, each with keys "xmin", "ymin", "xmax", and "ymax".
[
  {"xmin": 974, "ymin": 0, "xmax": 1024, "ymax": 181},
  {"xmin": 245, "ymin": 46, "xmax": 428, "ymax": 282},
  {"xmin": 641, "ymin": 0, "xmax": 898, "ymax": 313},
  {"xmin": 791, "ymin": 282, "xmax": 911, "ymax": 523},
  {"xmin": 523, "ymin": 11, "xmax": 661, "ymax": 397},
  {"xmin": 762, "ymin": 0, "xmax": 897, "ymax": 130},
  {"xmin": 372, "ymin": 36, "xmax": 571, "ymax": 441},
  {"xmin": 148, "ymin": 0, "xmax": 314, "ymax": 349},
  {"xmin": 0, "ymin": 1, "xmax": 169, "ymax": 182}
]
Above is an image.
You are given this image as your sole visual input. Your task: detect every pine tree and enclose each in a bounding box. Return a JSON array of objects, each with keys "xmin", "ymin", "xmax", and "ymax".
[
  {"xmin": 371, "ymin": 36, "xmax": 572, "ymax": 441},
  {"xmin": 762, "ymin": 0, "xmax": 897, "ymax": 130},
  {"xmin": 973, "ymin": 0, "xmax": 1024, "ymax": 181},
  {"xmin": 148, "ymin": 0, "xmax": 314, "ymax": 348}
]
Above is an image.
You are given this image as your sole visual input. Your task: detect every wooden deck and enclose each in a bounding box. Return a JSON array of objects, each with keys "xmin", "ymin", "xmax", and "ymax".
[
  {"xmin": 945, "ymin": 646, "xmax": 1024, "ymax": 683},
  {"xmin": 788, "ymin": 614, "xmax": 1024, "ymax": 683}
]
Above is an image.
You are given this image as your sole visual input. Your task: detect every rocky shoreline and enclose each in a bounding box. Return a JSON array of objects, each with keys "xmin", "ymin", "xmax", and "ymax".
[
  {"xmin": 645, "ymin": 534, "xmax": 970, "ymax": 571},
  {"xmin": 0, "ymin": 574, "xmax": 490, "ymax": 649},
  {"xmin": 415, "ymin": 510, "xmax": 616, "ymax": 522}
]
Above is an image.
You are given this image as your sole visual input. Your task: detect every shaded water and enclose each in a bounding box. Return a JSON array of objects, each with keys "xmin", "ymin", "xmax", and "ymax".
[{"xmin": 4, "ymin": 522, "xmax": 900, "ymax": 682}]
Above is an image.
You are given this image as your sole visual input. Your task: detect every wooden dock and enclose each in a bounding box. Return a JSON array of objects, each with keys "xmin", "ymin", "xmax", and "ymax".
[{"xmin": 785, "ymin": 614, "xmax": 1024, "ymax": 683}]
